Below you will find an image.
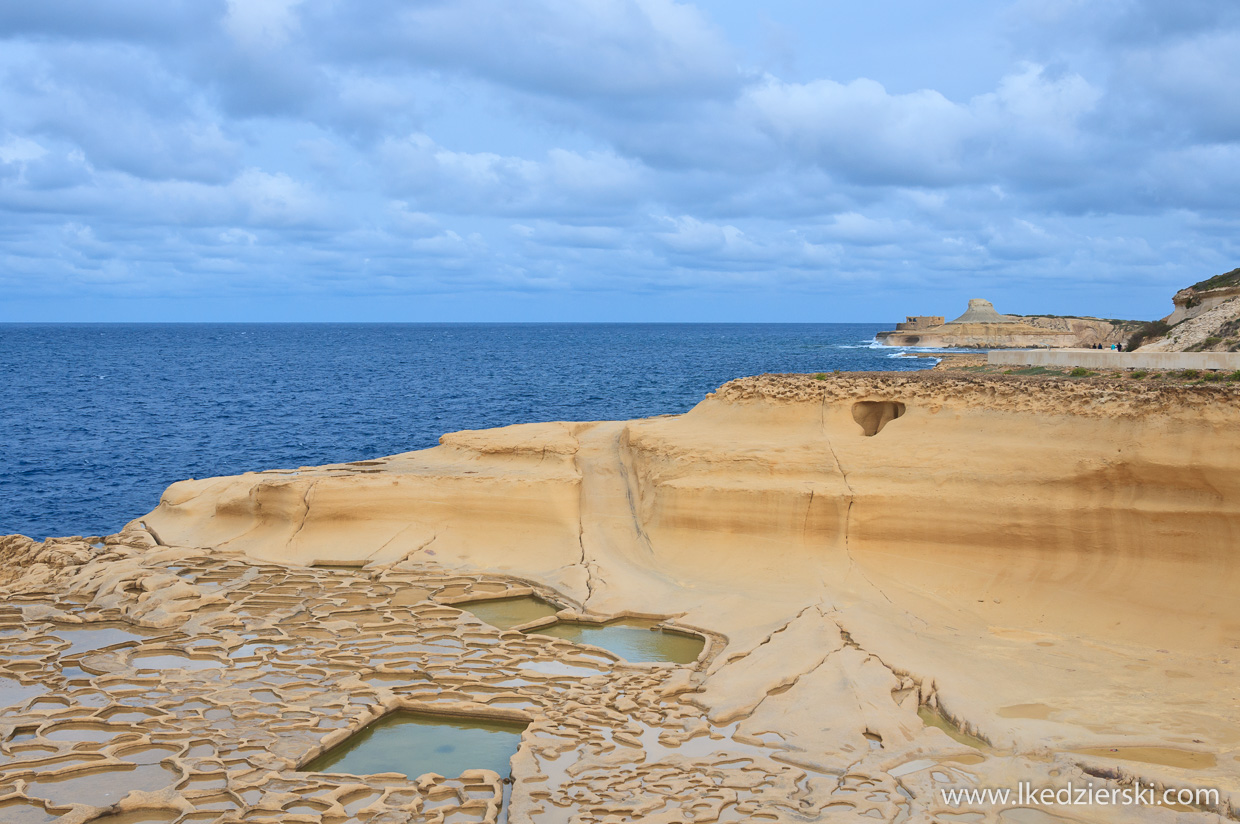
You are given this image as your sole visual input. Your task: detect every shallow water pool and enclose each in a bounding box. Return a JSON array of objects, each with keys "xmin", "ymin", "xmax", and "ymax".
[
  {"xmin": 459, "ymin": 597, "xmax": 560, "ymax": 630},
  {"xmin": 303, "ymin": 711, "xmax": 527, "ymax": 779},
  {"xmin": 526, "ymin": 620, "xmax": 703, "ymax": 664}
]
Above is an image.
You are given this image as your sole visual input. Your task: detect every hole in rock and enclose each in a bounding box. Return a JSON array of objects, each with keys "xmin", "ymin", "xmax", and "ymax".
[
  {"xmin": 459, "ymin": 596, "xmax": 560, "ymax": 631},
  {"xmin": 301, "ymin": 711, "xmax": 528, "ymax": 780},
  {"xmin": 525, "ymin": 620, "xmax": 704, "ymax": 664},
  {"xmin": 852, "ymin": 401, "xmax": 906, "ymax": 436}
]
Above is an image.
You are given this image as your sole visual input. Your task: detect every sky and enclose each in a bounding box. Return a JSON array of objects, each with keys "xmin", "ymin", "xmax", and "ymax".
[{"xmin": 1, "ymin": 0, "xmax": 1238, "ymax": 322}]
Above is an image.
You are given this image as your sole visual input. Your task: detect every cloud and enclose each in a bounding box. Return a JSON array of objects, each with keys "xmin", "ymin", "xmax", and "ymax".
[
  {"xmin": 223, "ymin": 0, "xmax": 304, "ymax": 48},
  {"xmin": 378, "ymin": 133, "xmax": 648, "ymax": 216},
  {"xmin": 313, "ymin": 0, "xmax": 738, "ymax": 101},
  {"xmin": 0, "ymin": 0, "xmax": 1237, "ymax": 319}
]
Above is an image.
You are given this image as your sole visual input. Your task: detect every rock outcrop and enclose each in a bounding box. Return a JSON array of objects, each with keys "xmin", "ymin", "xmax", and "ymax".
[
  {"xmin": 1136, "ymin": 268, "xmax": 1240, "ymax": 352},
  {"xmin": 4, "ymin": 372, "xmax": 1238, "ymax": 822},
  {"xmin": 142, "ymin": 373, "xmax": 1240, "ymax": 752},
  {"xmin": 877, "ymin": 299, "xmax": 1133, "ymax": 348}
]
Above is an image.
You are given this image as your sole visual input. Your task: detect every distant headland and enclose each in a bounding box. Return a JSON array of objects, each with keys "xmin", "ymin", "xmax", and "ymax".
[
  {"xmin": 877, "ymin": 266, "xmax": 1240, "ymax": 350},
  {"xmin": 875, "ymin": 298, "xmax": 1138, "ymax": 349}
]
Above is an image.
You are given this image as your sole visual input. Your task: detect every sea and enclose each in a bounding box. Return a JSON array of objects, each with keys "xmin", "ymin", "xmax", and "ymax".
[{"xmin": 0, "ymin": 323, "xmax": 936, "ymax": 540}]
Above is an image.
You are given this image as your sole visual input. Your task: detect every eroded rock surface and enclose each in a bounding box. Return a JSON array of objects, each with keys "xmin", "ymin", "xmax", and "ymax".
[{"xmin": 3, "ymin": 372, "xmax": 1238, "ymax": 823}]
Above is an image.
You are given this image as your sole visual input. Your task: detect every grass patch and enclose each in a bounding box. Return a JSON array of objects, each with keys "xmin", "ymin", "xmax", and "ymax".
[
  {"xmin": 1202, "ymin": 371, "xmax": 1225, "ymax": 382},
  {"xmin": 1188, "ymin": 336, "xmax": 1224, "ymax": 352},
  {"xmin": 1129, "ymin": 370, "xmax": 1149, "ymax": 379},
  {"xmin": 1068, "ymin": 367, "xmax": 1097, "ymax": 377},
  {"xmin": 1176, "ymin": 369, "xmax": 1202, "ymax": 380},
  {"xmin": 1228, "ymin": 371, "xmax": 1240, "ymax": 382},
  {"xmin": 1005, "ymin": 366, "xmax": 1060, "ymax": 376},
  {"xmin": 1189, "ymin": 267, "xmax": 1240, "ymax": 292},
  {"xmin": 813, "ymin": 373, "xmax": 827, "ymax": 380}
]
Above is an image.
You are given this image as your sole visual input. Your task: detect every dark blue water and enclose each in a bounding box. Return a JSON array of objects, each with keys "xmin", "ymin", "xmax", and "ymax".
[{"xmin": 0, "ymin": 323, "xmax": 931, "ymax": 539}]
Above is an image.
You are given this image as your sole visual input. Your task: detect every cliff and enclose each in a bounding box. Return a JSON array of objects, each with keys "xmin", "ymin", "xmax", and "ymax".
[
  {"xmin": 6, "ymin": 372, "xmax": 1237, "ymax": 821},
  {"xmin": 138, "ymin": 373, "xmax": 1240, "ymax": 781},
  {"xmin": 877, "ymin": 299, "xmax": 1134, "ymax": 348},
  {"xmin": 1133, "ymin": 268, "xmax": 1240, "ymax": 352}
]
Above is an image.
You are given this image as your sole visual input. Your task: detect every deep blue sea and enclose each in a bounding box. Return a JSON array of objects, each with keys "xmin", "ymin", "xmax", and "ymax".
[{"xmin": 0, "ymin": 323, "xmax": 933, "ymax": 539}]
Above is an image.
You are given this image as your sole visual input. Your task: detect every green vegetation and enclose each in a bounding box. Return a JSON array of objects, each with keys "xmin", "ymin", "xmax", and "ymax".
[
  {"xmin": 813, "ymin": 373, "xmax": 827, "ymax": 380},
  {"xmin": 1129, "ymin": 370, "xmax": 1148, "ymax": 380},
  {"xmin": 1005, "ymin": 366, "xmax": 1060, "ymax": 376},
  {"xmin": 1068, "ymin": 367, "xmax": 1097, "ymax": 377},
  {"xmin": 1188, "ymin": 267, "xmax": 1240, "ymax": 292},
  {"xmin": 1176, "ymin": 369, "xmax": 1202, "ymax": 380},
  {"xmin": 1202, "ymin": 372, "xmax": 1225, "ymax": 382},
  {"xmin": 1229, "ymin": 371, "xmax": 1240, "ymax": 382},
  {"xmin": 1187, "ymin": 336, "xmax": 1224, "ymax": 352},
  {"xmin": 1126, "ymin": 320, "xmax": 1171, "ymax": 350}
]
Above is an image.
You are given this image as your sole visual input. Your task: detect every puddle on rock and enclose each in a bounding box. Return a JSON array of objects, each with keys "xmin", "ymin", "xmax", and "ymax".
[
  {"xmin": 0, "ymin": 799, "xmax": 57, "ymax": 824},
  {"xmin": 0, "ymin": 676, "xmax": 47, "ymax": 709},
  {"xmin": 44, "ymin": 723, "xmax": 132, "ymax": 742},
  {"xmin": 302, "ymin": 711, "xmax": 528, "ymax": 779},
  {"xmin": 998, "ymin": 703, "xmax": 1056, "ymax": 720},
  {"xmin": 130, "ymin": 653, "xmax": 224, "ymax": 671},
  {"xmin": 525, "ymin": 620, "xmax": 704, "ymax": 664},
  {"xmin": 1071, "ymin": 747, "xmax": 1216, "ymax": 770},
  {"xmin": 459, "ymin": 597, "xmax": 560, "ymax": 631},
  {"xmin": 918, "ymin": 707, "xmax": 990, "ymax": 751},
  {"xmin": 24, "ymin": 763, "xmax": 179, "ymax": 808},
  {"xmin": 517, "ymin": 660, "xmax": 603, "ymax": 678},
  {"xmin": 51, "ymin": 623, "xmax": 156, "ymax": 656},
  {"xmin": 84, "ymin": 811, "xmax": 181, "ymax": 824}
]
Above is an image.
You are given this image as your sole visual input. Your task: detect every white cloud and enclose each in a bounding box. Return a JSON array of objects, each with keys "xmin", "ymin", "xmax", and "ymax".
[
  {"xmin": 0, "ymin": 0, "xmax": 1237, "ymax": 317},
  {"xmin": 223, "ymin": 0, "xmax": 304, "ymax": 48},
  {"xmin": 0, "ymin": 135, "xmax": 46, "ymax": 164}
]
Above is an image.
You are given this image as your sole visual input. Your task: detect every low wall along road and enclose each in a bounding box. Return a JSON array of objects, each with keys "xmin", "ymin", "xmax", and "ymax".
[{"xmin": 988, "ymin": 348, "xmax": 1240, "ymax": 371}]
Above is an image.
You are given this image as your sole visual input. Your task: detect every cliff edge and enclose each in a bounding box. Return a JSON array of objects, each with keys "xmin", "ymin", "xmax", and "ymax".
[{"xmin": 135, "ymin": 372, "xmax": 1240, "ymax": 790}]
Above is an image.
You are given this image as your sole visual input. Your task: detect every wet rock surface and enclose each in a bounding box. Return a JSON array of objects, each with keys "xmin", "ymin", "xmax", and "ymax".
[{"xmin": 4, "ymin": 528, "xmax": 1228, "ymax": 823}]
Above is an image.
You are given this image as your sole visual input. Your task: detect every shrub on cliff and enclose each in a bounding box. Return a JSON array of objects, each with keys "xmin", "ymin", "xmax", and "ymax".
[
  {"xmin": 1126, "ymin": 320, "xmax": 1171, "ymax": 350},
  {"xmin": 1189, "ymin": 267, "xmax": 1240, "ymax": 291}
]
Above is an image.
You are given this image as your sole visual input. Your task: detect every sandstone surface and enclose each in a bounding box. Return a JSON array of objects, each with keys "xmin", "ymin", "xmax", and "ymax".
[{"xmin": 2, "ymin": 372, "xmax": 1238, "ymax": 823}]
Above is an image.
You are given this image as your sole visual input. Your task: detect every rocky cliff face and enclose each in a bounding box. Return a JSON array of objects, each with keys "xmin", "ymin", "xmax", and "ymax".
[
  {"xmin": 138, "ymin": 373, "xmax": 1240, "ymax": 779},
  {"xmin": 7, "ymin": 373, "xmax": 1239, "ymax": 822},
  {"xmin": 1134, "ymin": 267, "xmax": 1240, "ymax": 351},
  {"xmin": 878, "ymin": 314, "xmax": 1131, "ymax": 348}
]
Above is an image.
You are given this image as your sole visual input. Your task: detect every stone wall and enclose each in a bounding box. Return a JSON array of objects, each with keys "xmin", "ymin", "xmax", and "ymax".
[{"xmin": 989, "ymin": 348, "xmax": 1240, "ymax": 370}]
